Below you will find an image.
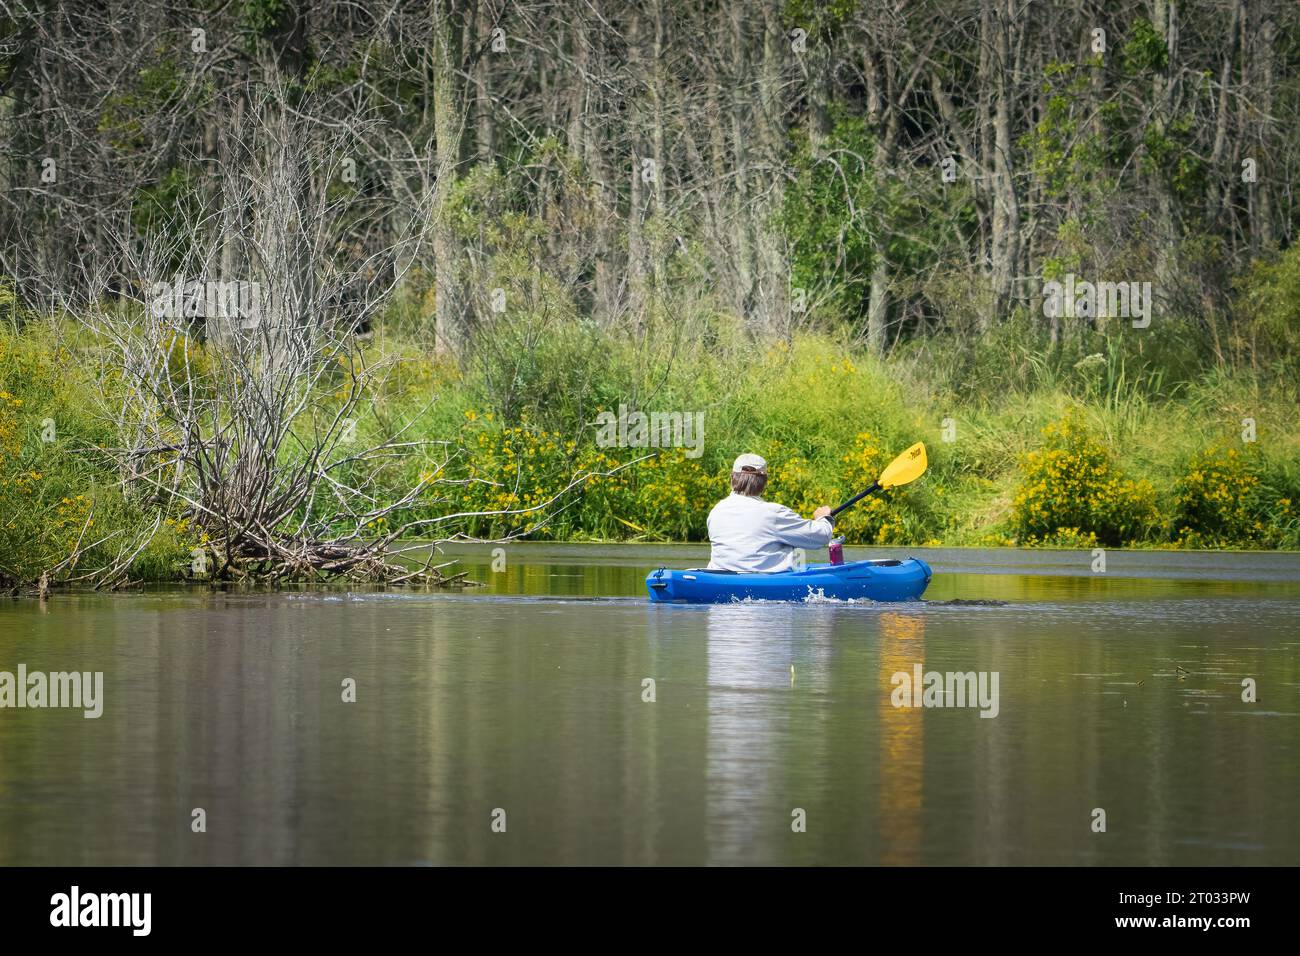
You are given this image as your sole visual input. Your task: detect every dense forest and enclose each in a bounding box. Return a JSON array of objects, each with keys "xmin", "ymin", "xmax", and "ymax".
[
  {"xmin": 3, "ymin": 0, "xmax": 1299, "ymax": 344},
  {"xmin": 2, "ymin": 1, "xmax": 1299, "ymax": 588}
]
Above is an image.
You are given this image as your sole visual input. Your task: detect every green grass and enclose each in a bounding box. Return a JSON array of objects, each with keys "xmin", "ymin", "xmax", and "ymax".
[{"xmin": 0, "ymin": 321, "xmax": 196, "ymax": 587}]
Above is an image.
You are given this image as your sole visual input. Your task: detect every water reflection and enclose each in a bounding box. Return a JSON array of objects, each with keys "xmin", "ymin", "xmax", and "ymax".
[
  {"xmin": 877, "ymin": 611, "xmax": 926, "ymax": 865},
  {"xmin": 703, "ymin": 604, "xmax": 794, "ymax": 864},
  {"xmin": 0, "ymin": 556, "xmax": 1298, "ymax": 866}
]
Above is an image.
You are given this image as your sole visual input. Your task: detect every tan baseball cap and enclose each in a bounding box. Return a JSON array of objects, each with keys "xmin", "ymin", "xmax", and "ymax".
[{"xmin": 732, "ymin": 453, "xmax": 767, "ymax": 474}]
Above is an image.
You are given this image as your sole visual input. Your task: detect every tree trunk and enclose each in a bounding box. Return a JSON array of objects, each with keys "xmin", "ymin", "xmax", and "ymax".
[
  {"xmin": 753, "ymin": 0, "xmax": 789, "ymax": 336},
  {"xmin": 626, "ymin": 10, "xmax": 650, "ymax": 326},
  {"xmin": 987, "ymin": 0, "xmax": 1021, "ymax": 330},
  {"xmin": 1252, "ymin": 10, "xmax": 1277, "ymax": 251},
  {"xmin": 1149, "ymin": 0, "xmax": 1180, "ymax": 292},
  {"xmin": 728, "ymin": 4, "xmax": 755, "ymax": 324},
  {"xmin": 473, "ymin": 0, "xmax": 495, "ymax": 164},
  {"xmin": 865, "ymin": 48, "xmax": 900, "ymax": 354},
  {"xmin": 432, "ymin": 3, "xmax": 466, "ymax": 355}
]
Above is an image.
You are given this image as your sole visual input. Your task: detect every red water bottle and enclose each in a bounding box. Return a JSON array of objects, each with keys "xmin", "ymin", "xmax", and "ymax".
[{"xmin": 828, "ymin": 537, "xmax": 845, "ymax": 565}]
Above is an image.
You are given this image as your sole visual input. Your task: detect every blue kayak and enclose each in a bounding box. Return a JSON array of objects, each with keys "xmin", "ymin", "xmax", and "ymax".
[{"xmin": 645, "ymin": 558, "xmax": 932, "ymax": 604}]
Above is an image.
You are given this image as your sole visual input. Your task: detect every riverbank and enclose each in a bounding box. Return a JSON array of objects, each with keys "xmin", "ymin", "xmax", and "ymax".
[{"xmin": 3, "ymin": 312, "xmax": 1299, "ymax": 588}]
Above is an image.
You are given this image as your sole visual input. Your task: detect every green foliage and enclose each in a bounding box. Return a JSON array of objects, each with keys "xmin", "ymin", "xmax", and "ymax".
[
  {"xmin": 131, "ymin": 166, "xmax": 204, "ymax": 262},
  {"xmin": 420, "ymin": 332, "xmax": 940, "ymax": 545},
  {"xmin": 781, "ymin": 116, "xmax": 877, "ymax": 325},
  {"xmin": 378, "ymin": 317, "xmax": 1300, "ymax": 552},
  {"xmin": 4, "ymin": 313, "xmax": 1298, "ymax": 581},
  {"xmin": 435, "ymin": 418, "xmax": 717, "ymax": 542},
  {"xmin": 0, "ymin": 326, "xmax": 193, "ymax": 587},
  {"xmin": 240, "ymin": 0, "xmax": 292, "ymax": 37},
  {"xmin": 780, "ymin": 112, "xmax": 940, "ymax": 334},
  {"xmin": 1121, "ymin": 18, "xmax": 1168, "ymax": 74},
  {"xmin": 1172, "ymin": 446, "xmax": 1273, "ymax": 548},
  {"xmin": 913, "ymin": 305, "xmax": 1208, "ymax": 408},
  {"xmin": 783, "ymin": 0, "xmax": 856, "ymax": 30},
  {"xmin": 1023, "ymin": 67, "xmax": 1111, "ymax": 200},
  {"xmin": 305, "ymin": 62, "xmax": 360, "ymax": 93},
  {"xmin": 1142, "ymin": 114, "xmax": 1206, "ymax": 200},
  {"xmin": 1235, "ymin": 243, "xmax": 1300, "ymax": 372},
  {"xmin": 766, "ymin": 430, "xmax": 912, "ymax": 544},
  {"xmin": 1012, "ymin": 410, "xmax": 1159, "ymax": 546},
  {"xmin": 99, "ymin": 60, "xmax": 188, "ymax": 152},
  {"xmin": 0, "ymin": 276, "xmax": 16, "ymax": 332}
]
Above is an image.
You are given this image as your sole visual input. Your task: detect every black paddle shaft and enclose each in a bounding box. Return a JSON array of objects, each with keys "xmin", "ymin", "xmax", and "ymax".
[{"xmin": 830, "ymin": 481, "xmax": 881, "ymax": 518}]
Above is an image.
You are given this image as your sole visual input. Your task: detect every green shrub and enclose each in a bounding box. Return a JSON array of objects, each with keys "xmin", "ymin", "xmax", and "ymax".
[
  {"xmin": 1012, "ymin": 410, "xmax": 1159, "ymax": 546},
  {"xmin": 434, "ymin": 414, "xmax": 719, "ymax": 541},
  {"xmin": 1172, "ymin": 446, "xmax": 1272, "ymax": 548}
]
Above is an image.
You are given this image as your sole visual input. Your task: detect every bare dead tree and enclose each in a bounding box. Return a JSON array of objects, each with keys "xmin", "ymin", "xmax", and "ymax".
[{"xmin": 52, "ymin": 79, "xmax": 634, "ymax": 587}]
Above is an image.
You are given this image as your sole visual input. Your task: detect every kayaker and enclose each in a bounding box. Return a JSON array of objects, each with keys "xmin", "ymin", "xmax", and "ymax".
[{"xmin": 706, "ymin": 453, "xmax": 835, "ymax": 573}]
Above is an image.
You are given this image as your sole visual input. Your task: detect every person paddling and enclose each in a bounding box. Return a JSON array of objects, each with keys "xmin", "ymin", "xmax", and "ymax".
[{"xmin": 706, "ymin": 454, "xmax": 835, "ymax": 573}]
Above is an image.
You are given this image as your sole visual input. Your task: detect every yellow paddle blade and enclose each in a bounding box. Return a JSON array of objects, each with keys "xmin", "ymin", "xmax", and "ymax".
[{"xmin": 878, "ymin": 442, "xmax": 927, "ymax": 489}]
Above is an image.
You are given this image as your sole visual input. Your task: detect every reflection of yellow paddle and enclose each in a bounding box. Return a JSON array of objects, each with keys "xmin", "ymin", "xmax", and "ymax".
[{"xmin": 830, "ymin": 442, "xmax": 928, "ymax": 518}]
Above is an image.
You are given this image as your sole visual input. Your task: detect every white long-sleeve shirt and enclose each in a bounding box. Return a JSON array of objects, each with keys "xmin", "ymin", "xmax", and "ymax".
[{"xmin": 706, "ymin": 493, "xmax": 835, "ymax": 572}]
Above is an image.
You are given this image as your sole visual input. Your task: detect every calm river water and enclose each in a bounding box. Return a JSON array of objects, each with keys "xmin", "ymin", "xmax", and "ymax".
[{"xmin": 1, "ymin": 544, "xmax": 1297, "ymax": 865}]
